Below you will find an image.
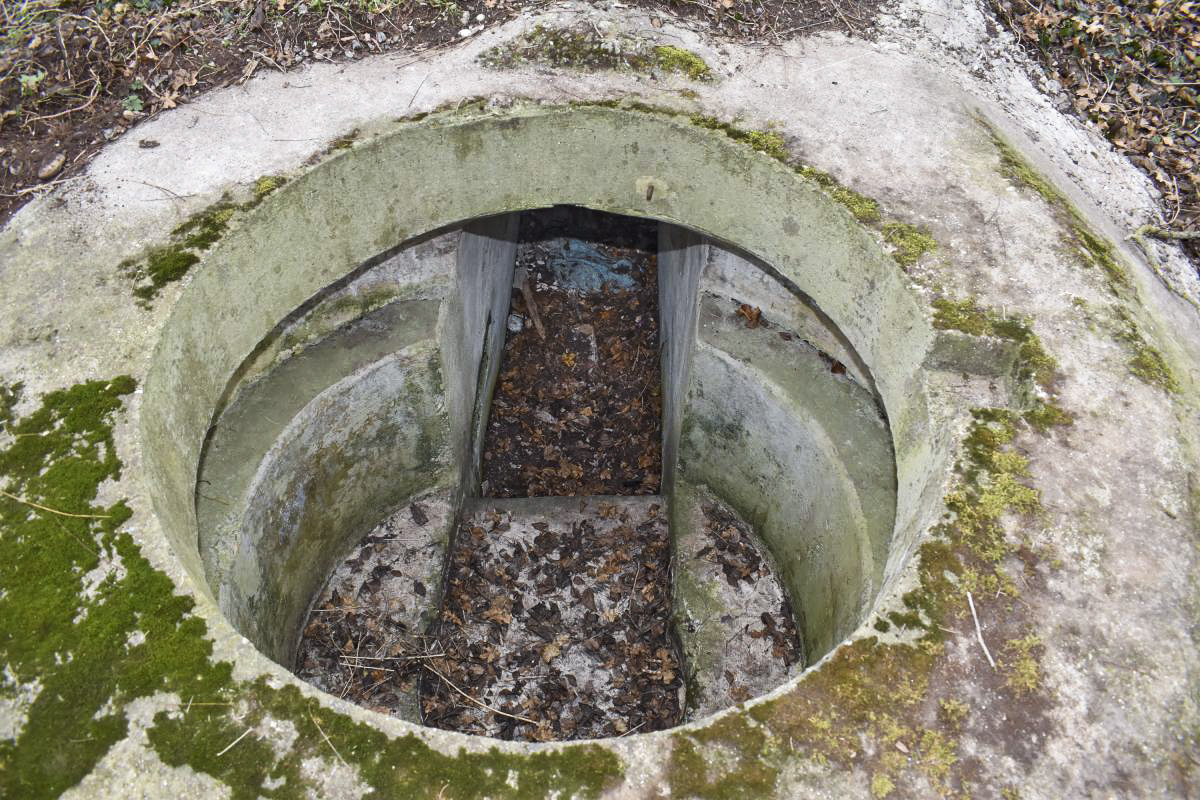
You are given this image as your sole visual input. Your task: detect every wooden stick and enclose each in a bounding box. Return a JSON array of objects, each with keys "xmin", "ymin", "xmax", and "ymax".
[
  {"xmin": 516, "ymin": 268, "xmax": 546, "ymax": 340},
  {"xmin": 310, "ymin": 713, "xmax": 348, "ymax": 766},
  {"xmin": 1133, "ymin": 224, "xmax": 1200, "ymax": 241},
  {"xmin": 423, "ymin": 663, "xmax": 537, "ymax": 724},
  {"xmin": 967, "ymin": 592, "xmax": 996, "ymax": 670},
  {"xmin": 0, "ymin": 490, "xmax": 110, "ymax": 519},
  {"xmin": 216, "ymin": 727, "xmax": 253, "ymax": 757}
]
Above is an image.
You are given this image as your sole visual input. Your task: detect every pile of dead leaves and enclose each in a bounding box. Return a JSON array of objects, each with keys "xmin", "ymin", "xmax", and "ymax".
[
  {"xmin": 991, "ymin": 0, "xmax": 1200, "ymax": 268},
  {"xmin": 700, "ymin": 501, "xmax": 803, "ymax": 667},
  {"xmin": 481, "ymin": 212, "xmax": 662, "ymax": 498},
  {"xmin": 420, "ymin": 501, "xmax": 683, "ymax": 741},
  {"xmin": 295, "ymin": 533, "xmax": 429, "ymax": 715}
]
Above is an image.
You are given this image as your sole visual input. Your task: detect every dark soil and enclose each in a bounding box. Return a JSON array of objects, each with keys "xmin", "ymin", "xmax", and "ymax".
[
  {"xmin": 0, "ymin": 0, "xmax": 878, "ymax": 228},
  {"xmin": 480, "ymin": 207, "xmax": 662, "ymax": 498},
  {"xmin": 419, "ymin": 499, "xmax": 683, "ymax": 741}
]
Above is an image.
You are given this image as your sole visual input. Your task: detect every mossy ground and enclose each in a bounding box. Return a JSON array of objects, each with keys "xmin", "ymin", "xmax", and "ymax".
[
  {"xmin": 0, "ymin": 378, "xmax": 623, "ymax": 799},
  {"xmin": 669, "ymin": 403, "xmax": 1056, "ymax": 798},
  {"xmin": 480, "ymin": 26, "xmax": 712, "ymax": 81}
]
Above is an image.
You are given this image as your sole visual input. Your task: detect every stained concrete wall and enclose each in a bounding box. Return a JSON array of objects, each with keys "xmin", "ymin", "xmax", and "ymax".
[
  {"xmin": 679, "ymin": 294, "xmax": 895, "ymax": 660},
  {"xmin": 140, "ymin": 103, "xmax": 937, "ymax": 688},
  {"xmin": 443, "ymin": 214, "xmax": 520, "ymax": 499},
  {"xmin": 226, "ymin": 343, "xmax": 450, "ymax": 663}
]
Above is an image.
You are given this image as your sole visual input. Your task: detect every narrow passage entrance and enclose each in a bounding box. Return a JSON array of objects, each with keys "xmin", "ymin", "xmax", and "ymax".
[
  {"xmin": 421, "ymin": 207, "xmax": 683, "ymax": 740},
  {"xmin": 480, "ymin": 206, "xmax": 663, "ymax": 498}
]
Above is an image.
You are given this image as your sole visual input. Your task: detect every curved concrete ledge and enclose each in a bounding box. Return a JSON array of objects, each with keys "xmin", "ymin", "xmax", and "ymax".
[{"xmin": 1, "ymin": 4, "xmax": 1197, "ymax": 797}]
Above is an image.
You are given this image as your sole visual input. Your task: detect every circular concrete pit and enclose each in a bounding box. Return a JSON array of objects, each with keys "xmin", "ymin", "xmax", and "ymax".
[
  {"xmin": 145, "ymin": 102, "xmax": 942, "ymax": 764},
  {"xmin": 188, "ymin": 200, "xmax": 897, "ymax": 732},
  {"xmin": 2, "ymin": 6, "xmax": 1197, "ymax": 798}
]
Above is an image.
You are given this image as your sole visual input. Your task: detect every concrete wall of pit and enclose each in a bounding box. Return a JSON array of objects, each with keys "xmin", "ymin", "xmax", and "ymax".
[{"xmin": 141, "ymin": 105, "xmax": 940, "ymax": 734}]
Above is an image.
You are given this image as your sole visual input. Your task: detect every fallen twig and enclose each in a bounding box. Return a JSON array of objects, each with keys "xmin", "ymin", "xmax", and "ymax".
[
  {"xmin": 423, "ymin": 663, "xmax": 538, "ymax": 724},
  {"xmin": 517, "ymin": 268, "xmax": 547, "ymax": 340},
  {"xmin": 966, "ymin": 591, "xmax": 996, "ymax": 670},
  {"xmin": 24, "ymin": 75, "xmax": 102, "ymax": 127},
  {"xmin": 1132, "ymin": 224, "xmax": 1200, "ymax": 241},
  {"xmin": 1126, "ymin": 226, "xmax": 1200, "ymax": 312},
  {"xmin": 0, "ymin": 177, "xmax": 72, "ymax": 198},
  {"xmin": 0, "ymin": 489, "xmax": 110, "ymax": 519}
]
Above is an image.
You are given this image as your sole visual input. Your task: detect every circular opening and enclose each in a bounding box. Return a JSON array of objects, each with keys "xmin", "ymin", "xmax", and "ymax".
[{"xmin": 141, "ymin": 105, "xmax": 936, "ymax": 743}]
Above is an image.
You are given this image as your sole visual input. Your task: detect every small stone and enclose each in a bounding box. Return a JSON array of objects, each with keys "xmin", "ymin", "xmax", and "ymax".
[
  {"xmin": 507, "ymin": 313, "xmax": 524, "ymax": 333},
  {"xmin": 37, "ymin": 153, "xmax": 65, "ymax": 180}
]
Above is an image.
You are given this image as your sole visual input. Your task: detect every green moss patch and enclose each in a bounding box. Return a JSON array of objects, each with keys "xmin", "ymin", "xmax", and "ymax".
[
  {"xmin": 653, "ymin": 45, "xmax": 713, "ymax": 81},
  {"xmin": 150, "ymin": 679, "xmax": 622, "ymax": 800},
  {"xmin": 670, "ymin": 715, "xmax": 779, "ymax": 799},
  {"xmin": 689, "ymin": 114, "xmax": 788, "ymax": 161},
  {"xmin": 795, "ymin": 165, "xmax": 882, "ymax": 224},
  {"xmin": 882, "ymin": 222, "xmax": 937, "ymax": 268},
  {"xmin": 481, "ymin": 26, "xmax": 712, "ymax": 81},
  {"xmin": 932, "ymin": 297, "xmax": 1058, "ymax": 392},
  {"xmin": 0, "ymin": 377, "xmax": 623, "ymax": 798},
  {"xmin": 126, "ymin": 175, "xmax": 288, "ymax": 303},
  {"xmin": 1113, "ymin": 306, "xmax": 1179, "ymax": 392},
  {"xmin": 670, "ymin": 403, "xmax": 1055, "ymax": 797},
  {"xmin": 988, "ymin": 125, "xmax": 1129, "ymax": 293}
]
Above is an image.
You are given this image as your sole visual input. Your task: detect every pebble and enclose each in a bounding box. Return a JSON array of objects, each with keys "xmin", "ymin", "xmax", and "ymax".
[{"xmin": 37, "ymin": 153, "xmax": 65, "ymax": 180}]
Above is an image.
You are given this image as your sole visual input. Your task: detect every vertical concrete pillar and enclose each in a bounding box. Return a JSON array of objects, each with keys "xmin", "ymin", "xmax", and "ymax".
[
  {"xmin": 658, "ymin": 224, "xmax": 708, "ymax": 495},
  {"xmin": 441, "ymin": 213, "xmax": 520, "ymax": 503}
]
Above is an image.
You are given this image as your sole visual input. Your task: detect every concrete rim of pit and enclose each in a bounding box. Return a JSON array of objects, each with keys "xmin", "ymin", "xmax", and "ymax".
[{"xmin": 140, "ymin": 102, "xmax": 950, "ymax": 747}]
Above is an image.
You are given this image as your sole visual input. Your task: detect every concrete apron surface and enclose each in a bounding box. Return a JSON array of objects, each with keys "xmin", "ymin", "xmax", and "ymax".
[{"xmin": 1, "ymin": 2, "xmax": 1198, "ymax": 799}]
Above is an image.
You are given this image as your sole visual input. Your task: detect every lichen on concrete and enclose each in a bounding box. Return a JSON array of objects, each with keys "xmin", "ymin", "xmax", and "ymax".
[
  {"xmin": 986, "ymin": 124, "xmax": 1130, "ymax": 293},
  {"xmin": 480, "ymin": 25, "xmax": 712, "ymax": 81}
]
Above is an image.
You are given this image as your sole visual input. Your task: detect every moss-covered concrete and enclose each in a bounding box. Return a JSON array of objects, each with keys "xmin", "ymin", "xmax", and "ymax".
[
  {"xmin": 665, "ymin": 403, "xmax": 1058, "ymax": 798},
  {"xmin": 123, "ymin": 177, "xmax": 287, "ymax": 303},
  {"xmin": 0, "ymin": 377, "xmax": 624, "ymax": 798},
  {"xmin": 480, "ymin": 25, "xmax": 712, "ymax": 81}
]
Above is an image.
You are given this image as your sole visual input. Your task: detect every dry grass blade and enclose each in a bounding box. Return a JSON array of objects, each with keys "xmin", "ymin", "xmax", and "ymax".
[
  {"xmin": 0, "ymin": 489, "xmax": 111, "ymax": 519},
  {"xmin": 423, "ymin": 663, "xmax": 538, "ymax": 725},
  {"xmin": 309, "ymin": 713, "xmax": 348, "ymax": 766}
]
